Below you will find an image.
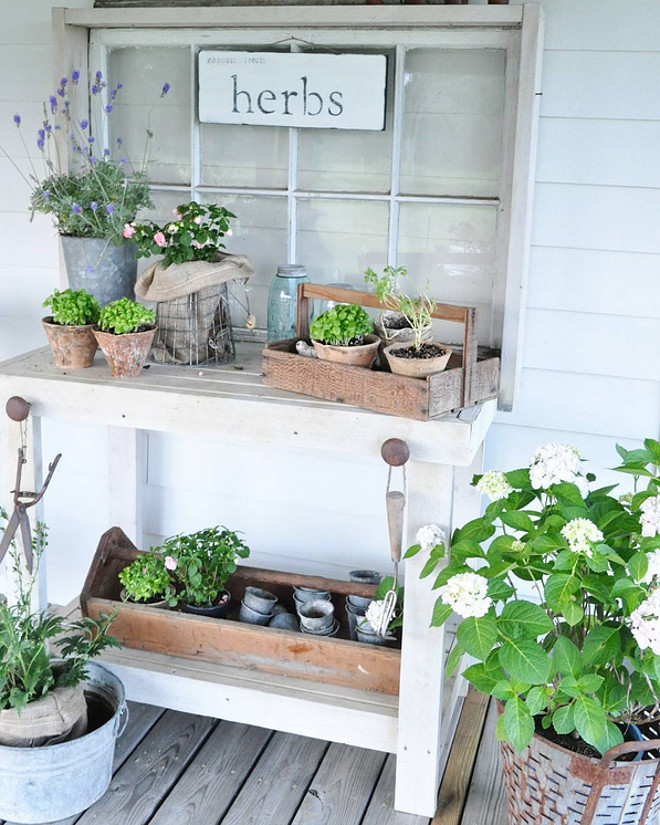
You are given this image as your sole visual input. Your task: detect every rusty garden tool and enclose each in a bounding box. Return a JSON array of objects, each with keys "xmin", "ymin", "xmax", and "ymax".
[
  {"xmin": 374, "ymin": 438, "xmax": 410, "ymax": 637},
  {"xmin": 0, "ymin": 397, "xmax": 61, "ymax": 572}
]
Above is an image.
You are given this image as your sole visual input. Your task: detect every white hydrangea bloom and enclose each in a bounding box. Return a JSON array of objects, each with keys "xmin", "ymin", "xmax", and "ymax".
[
  {"xmin": 560, "ymin": 518, "xmax": 604, "ymax": 557},
  {"xmin": 642, "ymin": 549, "xmax": 660, "ymax": 585},
  {"xmin": 631, "ymin": 589, "xmax": 660, "ymax": 655},
  {"xmin": 439, "ymin": 572, "xmax": 492, "ymax": 619},
  {"xmin": 416, "ymin": 524, "xmax": 447, "ymax": 553},
  {"xmin": 475, "ymin": 470, "xmax": 513, "ymax": 501},
  {"xmin": 365, "ymin": 599, "xmax": 389, "ymax": 632},
  {"xmin": 529, "ymin": 443, "xmax": 585, "ymax": 492},
  {"xmin": 640, "ymin": 496, "xmax": 660, "ymax": 538}
]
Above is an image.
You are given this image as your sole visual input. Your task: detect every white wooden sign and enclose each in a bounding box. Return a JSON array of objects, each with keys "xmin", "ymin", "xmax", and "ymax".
[{"xmin": 198, "ymin": 51, "xmax": 387, "ymax": 131}]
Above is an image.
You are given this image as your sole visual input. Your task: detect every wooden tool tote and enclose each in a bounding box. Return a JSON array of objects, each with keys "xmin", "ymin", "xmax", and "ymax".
[{"xmin": 262, "ymin": 284, "xmax": 501, "ymax": 421}]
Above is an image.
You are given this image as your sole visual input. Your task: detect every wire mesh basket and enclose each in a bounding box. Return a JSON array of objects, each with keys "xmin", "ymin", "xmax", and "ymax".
[{"xmin": 151, "ymin": 282, "xmax": 235, "ymax": 366}]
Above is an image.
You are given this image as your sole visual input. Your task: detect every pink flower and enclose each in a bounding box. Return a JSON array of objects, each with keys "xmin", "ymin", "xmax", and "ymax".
[
  {"xmin": 122, "ymin": 223, "xmax": 136, "ymax": 239},
  {"xmin": 164, "ymin": 556, "xmax": 177, "ymax": 571},
  {"xmin": 193, "ymin": 216, "xmax": 202, "ymax": 225},
  {"xmin": 172, "ymin": 209, "xmax": 183, "ymax": 220},
  {"xmin": 225, "ymin": 229, "xmax": 233, "ymax": 237},
  {"xmin": 153, "ymin": 231, "xmax": 167, "ymax": 247},
  {"xmin": 192, "ymin": 239, "xmax": 210, "ymax": 249}
]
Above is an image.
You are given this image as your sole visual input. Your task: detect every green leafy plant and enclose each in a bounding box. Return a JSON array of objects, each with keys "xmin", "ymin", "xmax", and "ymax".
[
  {"xmin": 2, "ymin": 70, "xmax": 170, "ymax": 244},
  {"xmin": 118, "ymin": 552, "xmax": 174, "ymax": 604},
  {"xmin": 309, "ymin": 303, "xmax": 373, "ymax": 347},
  {"xmin": 412, "ymin": 439, "xmax": 660, "ymax": 757},
  {"xmin": 158, "ymin": 526, "xmax": 250, "ymax": 607},
  {"xmin": 0, "ymin": 509, "xmax": 119, "ymax": 712},
  {"xmin": 127, "ymin": 201, "xmax": 236, "ymax": 268},
  {"xmin": 364, "ymin": 265, "xmax": 435, "ymax": 351},
  {"xmin": 97, "ymin": 298, "xmax": 155, "ymax": 335},
  {"xmin": 42, "ymin": 288, "xmax": 100, "ymax": 326}
]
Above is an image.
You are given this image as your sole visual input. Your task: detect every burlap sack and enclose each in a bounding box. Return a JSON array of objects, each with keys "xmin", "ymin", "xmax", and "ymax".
[
  {"xmin": 0, "ymin": 683, "xmax": 88, "ymax": 747},
  {"xmin": 135, "ymin": 253, "xmax": 255, "ymax": 365}
]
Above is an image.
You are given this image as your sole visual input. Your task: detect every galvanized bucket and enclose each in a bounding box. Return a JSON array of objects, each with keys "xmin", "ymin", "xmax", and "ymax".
[
  {"xmin": 0, "ymin": 662, "xmax": 128, "ymax": 824},
  {"xmin": 501, "ymin": 730, "xmax": 660, "ymax": 825},
  {"xmin": 61, "ymin": 236, "xmax": 138, "ymax": 305}
]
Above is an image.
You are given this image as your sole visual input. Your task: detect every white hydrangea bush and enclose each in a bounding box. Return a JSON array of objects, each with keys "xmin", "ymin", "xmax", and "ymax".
[{"xmin": 406, "ymin": 438, "xmax": 660, "ymax": 757}]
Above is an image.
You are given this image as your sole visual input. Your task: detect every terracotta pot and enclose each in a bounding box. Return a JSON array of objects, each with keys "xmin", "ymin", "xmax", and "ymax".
[
  {"xmin": 312, "ymin": 333, "xmax": 380, "ymax": 368},
  {"xmin": 93, "ymin": 326, "xmax": 156, "ymax": 378},
  {"xmin": 383, "ymin": 342, "xmax": 452, "ymax": 378},
  {"xmin": 42, "ymin": 317, "xmax": 97, "ymax": 369}
]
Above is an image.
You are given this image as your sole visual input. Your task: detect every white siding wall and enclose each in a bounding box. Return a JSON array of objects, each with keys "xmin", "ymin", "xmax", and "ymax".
[{"xmin": 0, "ymin": 0, "xmax": 659, "ymax": 604}]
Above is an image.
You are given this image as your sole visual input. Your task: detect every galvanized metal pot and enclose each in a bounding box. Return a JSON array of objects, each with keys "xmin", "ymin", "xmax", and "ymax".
[
  {"xmin": 0, "ymin": 662, "xmax": 128, "ymax": 824},
  {"xmin": 61, "ymin": 236, "xmax": 138, "ymax": 306},
  {"xmin": 500, "ymin": 724, "xmax": 660, "ymax": 825}
]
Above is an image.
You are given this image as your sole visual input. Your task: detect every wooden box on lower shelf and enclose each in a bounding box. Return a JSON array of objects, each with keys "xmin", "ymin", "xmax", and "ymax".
[{"xmin": 81, "ymin": 527, "xmax": 401, "ymax": 696}]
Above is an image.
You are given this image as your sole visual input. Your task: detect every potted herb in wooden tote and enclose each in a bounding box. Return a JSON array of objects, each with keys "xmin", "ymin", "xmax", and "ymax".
[
  {"xmin": 364, "ymin": 265, "xmax": 451, "ymax": 378},
  {"xmin": 159, "ymin": 526, "xmax": 250, "ymax": 618},
  {"xmin": 42, "ymin": 288, "xmax": 100, "ymax": 369},
  {"xmin": 93, "ymin": 297, "xmax": 156, "ymax": 377},
  {"xmin": 118, "ymin": 550, "xmax": 177, "ymax": 608},
  {"xmin": 309, "ymin": 303, "xmax": 379, "ymax": 367},
  {"xmin": 416, "ymin": 439, "xmax": 660, "ymax": 825},
  {"xmin": 0, "ymin": 513, "xmax": 126, "ymax": 824}
]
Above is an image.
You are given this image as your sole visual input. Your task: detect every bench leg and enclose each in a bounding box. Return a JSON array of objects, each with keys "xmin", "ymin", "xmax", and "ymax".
[{"xmin": 107, "ymin": 426, "xmax": 145, "ymax": 548}]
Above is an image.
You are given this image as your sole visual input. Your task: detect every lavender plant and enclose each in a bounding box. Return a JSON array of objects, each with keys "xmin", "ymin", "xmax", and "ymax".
[{"xmin": 3, "ymin": 70, "xmax": 170, "ymax": 245}]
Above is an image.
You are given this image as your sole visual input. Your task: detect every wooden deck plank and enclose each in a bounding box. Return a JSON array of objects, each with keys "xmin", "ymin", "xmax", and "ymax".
[
  {"xmin": 220, "ymin": 731, "xmax": 328, "ymax": 825},
  {"xmin": 458, "ymin": 701, "xmax": 508, "ymax": 825},
  {"xmin": 433, "ymin": 689, "xmax": 490, "ymax": 825},
  {"xmin": 361, "ymin": 755, "xmax": 430, "ymax": 825},
  {"xmin": 149, "ymin": 721, "xmax": 272, "ymax": 825},
  {"xmin": 291, "ymin": 742, "xmax": 387, "ymax": 825},
  {"xmin": 74, "ymin": 710, "xmax": 215, "ymax": 825}
]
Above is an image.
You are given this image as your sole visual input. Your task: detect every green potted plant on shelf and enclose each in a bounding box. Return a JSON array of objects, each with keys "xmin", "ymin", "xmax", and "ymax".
[
  {"xmin": 118, "ymin": 550, "xmax": 176, "ymax": 608},
  {"xmin": 2, "ymin": 70, "xmax": 171, "ymax": 305},
  {"xmin": 158, "ymin": 526, "xmax": 251, "ymax": 618},
  {"xmin": 413, "ymin": 438, "xmax": 660, "ymax": 824},
  {"xmin": 93, "ymin": 297, "xmax": 156, "ymax": 378},
  {"xmin": 364, "ymin": 265, "xmax": 451, "ymax": 378},
  {"xmin": 309, "ymin": 303, "xmax": 379, "ymax": 368},
  {"xmin": 0, "ymin": 511, "xmax": 126, "ymax": 823},
  {"xmin": 42, "ymin": 288, "xmax": 100, "ymax": 369}
]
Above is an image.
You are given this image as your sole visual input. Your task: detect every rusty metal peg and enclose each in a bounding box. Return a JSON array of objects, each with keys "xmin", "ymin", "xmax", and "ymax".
[
  {"xmin": 6, "ymin": 396, "xmax": 31, "ymax": 422},
  {"xmin": 380, "ymin": 438, "xmax": 410, "ymax": 467}
]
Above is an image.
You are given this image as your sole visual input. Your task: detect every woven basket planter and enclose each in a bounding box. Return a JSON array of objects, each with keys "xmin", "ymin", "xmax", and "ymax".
[{"xmin": 500, "ymin": 728, "xmax": 660, "ymax": 825}]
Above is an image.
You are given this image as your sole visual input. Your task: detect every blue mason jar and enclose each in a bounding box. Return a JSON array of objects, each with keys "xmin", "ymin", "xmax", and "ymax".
[{"xmin": 267, "ymin": 264, "xmax": 309, "ymax": 343}]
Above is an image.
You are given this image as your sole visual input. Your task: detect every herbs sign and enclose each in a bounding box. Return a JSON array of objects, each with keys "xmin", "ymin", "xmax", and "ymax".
[{"xmin": 199, "ymin": 52, "xmax": 387, "ymax": 131}]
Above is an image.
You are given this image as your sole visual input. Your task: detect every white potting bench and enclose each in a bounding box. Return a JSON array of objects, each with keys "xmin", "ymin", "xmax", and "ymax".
[{"xmin": 0, "ymin": 343, "xmax": 494, "ymax": 817}]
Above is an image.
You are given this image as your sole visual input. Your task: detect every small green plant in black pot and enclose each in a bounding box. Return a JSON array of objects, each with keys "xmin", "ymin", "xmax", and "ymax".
[
  {"xmin": 158, "ymin": 526, "xmax": 251, "ymax": 618},
  {"xmin": 309, "ymin": 303, "xmax": 378, "ymax": 368}
]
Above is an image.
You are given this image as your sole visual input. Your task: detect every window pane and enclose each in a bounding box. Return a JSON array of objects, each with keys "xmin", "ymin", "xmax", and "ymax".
[
  {"xmin": 397, "ymin": 202, "xmax": 497, "ymax": 343},
  {"xmin": 201, "ymin": 194, "xmax": 288, "ymax": 327},
  {"xmin": 107, "ymin": 47, "xmax": 191, "ymax": 185},
  {"xmin": 201, "ymin": 123, "xmax": 288, "ymax": 189},
  {"xmin": 400, "ymin": 49, "xmax": 505, "ymax": 198},
  {"xmin": 297, "ymin": 52, "xmax": 394, "ymax": 193},
  {"xmin": 297, "ymin": 199, "xmax": 389, "ymax": 285}
]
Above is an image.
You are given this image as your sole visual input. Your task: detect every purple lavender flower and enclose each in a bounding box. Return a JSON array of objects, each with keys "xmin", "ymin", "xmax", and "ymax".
[
  {"xmin": 116, "ymin": 137, "xmax": 123, "ymax": 145},
  {"xmin": 89, "ymin": 155, "xmax": 97, "ymax": 164},
  {"xmin": 44, "ymin": 124, "xmax": 52, "ymax": 132},
  {"xmin": 88, "ymin": 136, "xmax": 95, "ymax": 143},
  {"xmin": 90, "ymin": 201, "xmax": 98, "ymax": 212},
  {"xmin": 72, "ymin": 70, "xmax": 80, "ymax": 83},
  {"xmin": 91, "ymin": 85, "xmax": 99, "ymax": 95},
  {"xmin": 80, "ymin": 119, "xmax": 88, "ymax": 130},
  {"xmin": 37, "ymin": 139, "xmax": 44, "ymax": 149},
  {"xmin": 72, "ymin": 203, "xmax": 82, "ymax": 215},
  {"xmin": 117, "ymin": 82, "xmax": 123, "ymax": 90},
  {"xmin": 110, "ymin": 88, "xmax": 117, "ymax": 100},
  {"xmin": 60, "ymin": 77, "xmax": 67, "ymax": 87},
  {"xmin": 103, "ymin": 148, "xmax": 110, "ymax": 157},
  {"xmin": 43, "ymin": 190, "xmax": 50, "ymax": 200},
  {"xmin": 49, "ymin": 96, "xmax": 57, "ymax": 113},
  {"xmin": 13, "ymin": 114, "xmax": 20, "ymax": 126},
  {"xmin": 105, "ymin": 104, "xmax": 113, "ymax": 113},
  {"xmin": 54, "ymin": 125, "xmax": 61, "ymax": 131},
  {"xmin": 120, "ymin": 156, "xmax": 127, "ymax": 164},
  {"xmin": 85, "ymin": 266, "xmax": 94, "ymax": 274},
  {"xmin": 106, "ymin": 204, "xmax": 115, "ymax": 214},
  {"xmin": 57, "ymin": 88, "xmax": 65, "ymax": 97},
  {"xmin": 95, "ymin": 71, "xmax": 102, "ymax": 81},
  {"xmin": 161, "ymin": 82, "xmax": 171, "ymax": 96}
]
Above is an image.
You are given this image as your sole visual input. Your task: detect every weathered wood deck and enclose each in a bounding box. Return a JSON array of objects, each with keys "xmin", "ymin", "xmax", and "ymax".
[{"xmin": 1, "ymin": 691, "xmax": 507, "ymax": 825}]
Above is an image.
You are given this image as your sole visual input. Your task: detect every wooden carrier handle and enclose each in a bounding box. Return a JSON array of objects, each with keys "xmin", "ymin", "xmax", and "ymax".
[{"xmin": 295, "ymin": 283, "xmax": 479, "ymax": 407}]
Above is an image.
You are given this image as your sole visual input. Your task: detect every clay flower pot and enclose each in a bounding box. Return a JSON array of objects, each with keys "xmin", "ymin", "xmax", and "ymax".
[
  {"xmin": 93, "ymin": 326, "xmax": 156, "ymax": 378},
  {"xmin": 383, "ymin": 341, "xmax": 452, "ymax": 378},
  {"xmin": 42, "ymin": 317, "xmax": 97, "ymax": 369},
  {"xmin": 312, "ymin": 333, "xmax": 380, "ymax": 368}
]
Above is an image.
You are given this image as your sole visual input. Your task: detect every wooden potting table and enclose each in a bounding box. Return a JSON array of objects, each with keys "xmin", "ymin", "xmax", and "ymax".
[{"xmin": 0, "ymin": 343, "xmax": 495, "ymax": 817}]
